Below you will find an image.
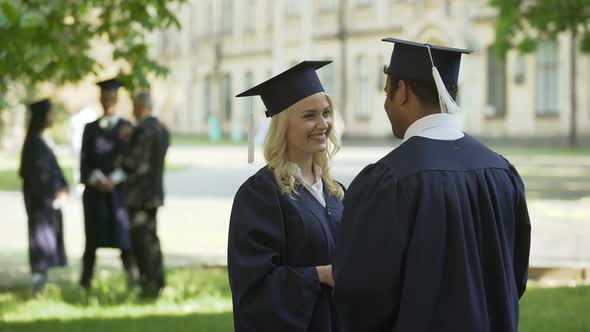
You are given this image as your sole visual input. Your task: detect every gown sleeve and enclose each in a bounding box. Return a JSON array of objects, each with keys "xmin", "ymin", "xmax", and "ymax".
[
  {"xmin": 80, "ymin": 123, "xmax": 93, "ymax": 185},
  {"xmin": 121, "ymin": 125, "xmax": 152, "ymax": 175},
  {"xmin": 333, "ymin": 163, "xmax": 409, "ymax": 331},
  {"xmin": 227, "ymin": 174, "xmax": 322, "ymax": 331},
  {"xmin": 23, "ymin": 139, "xmax": 67, "ymax": 206},
  {"xmin": 509, "ymin": 163, "xmax": 531, "ymax": 299}
]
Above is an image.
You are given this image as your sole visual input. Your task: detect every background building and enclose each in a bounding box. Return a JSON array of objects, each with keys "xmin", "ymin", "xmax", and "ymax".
[{"xmin": 151, "ymin": 0, "xmax": 590, "ymax": 142}]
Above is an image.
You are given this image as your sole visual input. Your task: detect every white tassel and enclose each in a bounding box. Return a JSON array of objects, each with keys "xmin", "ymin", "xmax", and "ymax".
[
  {"xmin": 432, "ymin": 66, "xmax": 460, "ymax": 114},
  {"xmin": 247, "ymin": 108, "xmax": 255, "ymax": 163},
  {"xmin": 426, "ymin": 45, "xmax": 461, "ymax": 114}
]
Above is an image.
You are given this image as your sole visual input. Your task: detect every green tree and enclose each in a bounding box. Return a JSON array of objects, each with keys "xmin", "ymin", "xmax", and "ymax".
[
  {"xmin": 0, "ymin": 0, "xmax": 186, "ymax": 104},
  {"xmin": 490, "ymin": 0, "xmax": 590, "ymax": 147}
]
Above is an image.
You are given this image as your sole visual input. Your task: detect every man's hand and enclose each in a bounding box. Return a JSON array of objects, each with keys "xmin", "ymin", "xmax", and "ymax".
[
  {"xmin": 56, "ymin": 190, "xmax": 68, "ymax": 201},
  {"xmin": 95, "ymin": 178, "xmax": 114, "ymax": 192},
  {"xmin": 120, "ymin": 124, "xmax": 133, "ymax": 142},
  {"xmin": 315, "ymin": 265, "xmax": 335, "ymax": 288}
]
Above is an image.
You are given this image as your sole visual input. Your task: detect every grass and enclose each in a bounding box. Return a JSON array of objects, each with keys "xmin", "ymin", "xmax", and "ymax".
[
  {"xmin": 0, "ymin": 267, "xmax": 233, "ymax": 332},
  {"xmin": 170, "ymin": 135, "xmax": 244, "ymax": 146},
  {"xmin": 520, "ymin": 285, "xmax": 590, "ymax": 331},
  {"xmin": 0, "ymin": 266, "xmax": 588, "ymax": 332},
  {"xmin": 491, "ymin": 146, "xmax": 590, "ymax": 157},
  {"xmin": 0, "ymin": 160, "xmax": 190, "ymax": 192}
]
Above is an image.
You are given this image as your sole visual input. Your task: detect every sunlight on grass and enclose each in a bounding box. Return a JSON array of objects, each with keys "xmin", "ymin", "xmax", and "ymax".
[
  {"xmin": 1, "ymin": 268, "xmax": 232, "ymax": 324},
  {"xmin": 0, "ymin": 159, "xmax": 189, "ymax": 191},
  {"xmin": 1, "ymin": 266, "xmax": 590, "ymax": 332},
  {"xmin": 171, "ymin": 135, "xmax": 244, "ymax": 146}
]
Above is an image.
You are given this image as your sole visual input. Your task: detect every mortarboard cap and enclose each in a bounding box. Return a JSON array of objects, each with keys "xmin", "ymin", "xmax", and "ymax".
[
  {"xmin": 236, "ymin": 60, "xmax": 331, "ymax": 117},
  {"xmin": 382, "ymin": 37, "xmax": 472, "ymax": 86},
  {"xmin": 28, "ymin": 98, "xmax": 51, "ymax": 114},
  {"xmin": 383, "ymin": 38, "xmax": 472, "ymax": 114},
  {"xmin": 96, "ymin": 78, "xmax": 123, "ymax": 91}
]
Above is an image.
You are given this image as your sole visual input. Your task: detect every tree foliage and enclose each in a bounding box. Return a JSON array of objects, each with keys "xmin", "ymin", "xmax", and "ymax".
[
  {"xmin": 490, "ymin": 0, "xmax": 590, "ymax": 57},
  {"xmin": 0, "ymin": 0, "xmax": 186, "ymax": 100}
]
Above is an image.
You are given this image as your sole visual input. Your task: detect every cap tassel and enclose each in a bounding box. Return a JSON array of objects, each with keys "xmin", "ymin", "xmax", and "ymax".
[
  {"xmin": 247, "ymin": 108, "xmax": 255, "ymax": 163},
  {"xmin": 426, "ymin": 45, "xmax": 460, "ymax": 114}
]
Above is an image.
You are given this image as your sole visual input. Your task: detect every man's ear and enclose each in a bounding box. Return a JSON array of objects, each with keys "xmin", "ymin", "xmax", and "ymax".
[{"xmin": 398, "ymin": 80, "xmax": 409, "ymax": 106}]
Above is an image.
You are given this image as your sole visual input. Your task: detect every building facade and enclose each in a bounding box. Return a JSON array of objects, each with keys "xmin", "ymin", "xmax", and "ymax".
[{"xmin": 151, "ymin": 0, "xmax": 590, "ymax": 141}]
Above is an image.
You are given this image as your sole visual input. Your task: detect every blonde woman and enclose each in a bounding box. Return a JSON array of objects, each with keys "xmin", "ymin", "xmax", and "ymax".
[{"xmin": 228, "ymin": 61, "xmax": 345, "ymax": 331}]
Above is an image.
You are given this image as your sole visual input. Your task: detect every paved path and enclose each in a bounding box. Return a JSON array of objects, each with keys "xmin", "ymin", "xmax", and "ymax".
[{"xmin": 1, "ymin": 144, "xmax": 589, "ymax": 277}]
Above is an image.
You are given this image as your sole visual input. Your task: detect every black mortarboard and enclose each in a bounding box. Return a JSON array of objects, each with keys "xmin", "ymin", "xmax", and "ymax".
[
  {"xmin": 236, "ymin": 60, "xmax": 331, "ymax": 117},
  {"xmin": 96, "ymin": 78, "xmax": 123, "ymax": 91},
  {"xmin": 28, "ymin": 98, "xmax": 51, "ymax": 114},
  {"xmin": 382, "ymin": 37, "xmax": 472, "ymax": 85},
  {"xmin": 383, "ymin": 37, "xmax": 473, "ymax": 114}
]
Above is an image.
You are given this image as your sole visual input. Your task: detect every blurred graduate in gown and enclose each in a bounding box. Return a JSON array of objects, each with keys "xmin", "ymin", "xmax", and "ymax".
[
  {"xmin": 79, "ymin": 78, "xmax": 138, "ymax": 288},
  {"xmin": 19, "ymin": 99, "xmax": 68, "ymax": 293}
]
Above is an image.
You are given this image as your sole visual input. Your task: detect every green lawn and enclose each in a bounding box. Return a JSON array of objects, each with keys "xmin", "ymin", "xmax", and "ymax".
[
  {"xmin": 0, "ymin": 268, "xmax": 233, "ymax": 332},
  {"xmin": 491, "ymin": 146, "xmax": 590, "ymax": 157},
  {"xmin": 520, "ymin": 285, "xmax": 590, "ymax": 331},
  {"xmin": 171, "ymin": 135, "xmax": 244, "ymax": 146},
  {"xmin": 0, "ymin": 163, "xmax": 189, "ymax": 191},
  {"xmin": 1, "ymin": 267, "xmax": 588, "ymax": 332}
]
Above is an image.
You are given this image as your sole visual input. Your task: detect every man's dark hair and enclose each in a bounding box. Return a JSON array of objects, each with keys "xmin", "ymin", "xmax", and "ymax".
[{"xmin": 383, "ymin": 66, "xmax": 458, "ymax": 107}]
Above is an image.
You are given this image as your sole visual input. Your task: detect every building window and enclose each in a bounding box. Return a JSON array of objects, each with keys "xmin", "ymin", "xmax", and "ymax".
[
  {"xmin": 377, "ymin": 55, "xmax": 386, "ymax": 91},
  {"xmin": 355, "ymin": 55, "xmax": 370, "ymax": 119},
  {"xmin": 244, "ymin": 0, "xmax": 256, "ymax": 32},
  {"xmin": 205, "ymin": 1, "xmax": 214, "ymax": 35},
  {"xmin": 320, "ymin": 0, "xmax": 337, "ymax": 12},
  {"xmin": 203, "ymin": 75, "xmax": 212, "ymax": 121},
  {"xmin": 222, "ymin": 74, "xmax": 233, "ymax": 121},
  {"xmin": 444, "ymin": 0, "xmax": 452, "ymax": 17},
  {"xmin": 486, "ymin": 47, "xmax": 507, "ymax": 117},
  {"xmin": 321, "ymin": 61, "xmax": 336, "ymax": 100},
  {"xmin": 287, "ymin": 0, "xmax": 301, "ymax": 16},
  {"xmin": 537, "ymin": 40, "xmax": 559, "ymax": 115},
  {"xmin": 356, "ymin": 0, "xmax": 372, "ymax": 7},
  {"xmin": 244, "ymin": 71, "xmax": 255, "ymax": 115},
  {"xmin": 222, "ymin": 0, "xmax": 234, "ymax": 34}
]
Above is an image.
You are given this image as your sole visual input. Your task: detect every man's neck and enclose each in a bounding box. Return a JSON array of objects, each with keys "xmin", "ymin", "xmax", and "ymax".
[{"xmin": 137, "ymin": 113, "xmax": 151, "ymax": 122}]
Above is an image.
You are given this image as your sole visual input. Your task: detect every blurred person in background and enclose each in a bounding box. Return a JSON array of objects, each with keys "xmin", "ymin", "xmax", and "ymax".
[
  {"xmin": 19, "ymin": 99, "xmax": 68, "ymax": 295},
  {"xmin": 119, "ymin": 91, "xmax": 170, "ymax": 298},
  {"xmin": 79, "ymin": 78, "xmax": 138, "ymax": 289}
]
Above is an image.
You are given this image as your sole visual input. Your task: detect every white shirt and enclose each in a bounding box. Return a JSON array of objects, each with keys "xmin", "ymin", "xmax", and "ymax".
[
  {"xmin": 403, "ymin": 113, "xmax": 464, "ymax": 142},
  {"xmin": 291, "ymin": 163, "xmax": 326, "ymax": 207},
  {"xmin": 98, "ymin": 114, "xmax": 120, "ymax": 129}
]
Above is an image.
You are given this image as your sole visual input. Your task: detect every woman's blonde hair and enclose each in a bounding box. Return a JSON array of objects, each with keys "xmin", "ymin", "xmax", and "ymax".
[{"xmin": 263, "ymin": 93, "xmax": 344, "ymax": 200}]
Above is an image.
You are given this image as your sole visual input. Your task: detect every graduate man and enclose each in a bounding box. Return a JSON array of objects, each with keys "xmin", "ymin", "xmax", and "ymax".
[
  {"xmin": 79, "ymin": 78, "xmax": 138, "ymax": 289},
  {"xmin": 120, "ymin": 91, "xmax": 170, "ymax": 298},
  {"xmin": 333, "ymin": 38, "xmax": 531, "ymax": 332}
]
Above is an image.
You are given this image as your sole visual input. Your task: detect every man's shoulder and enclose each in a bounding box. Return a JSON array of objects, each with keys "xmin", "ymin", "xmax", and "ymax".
[
  {"xmin": 84, "ymin": 119, "xmax": 100, "ymax": 129},
  {"xmin": 378, "ymin": 135, "xmax": 510, "ymax": 179}
]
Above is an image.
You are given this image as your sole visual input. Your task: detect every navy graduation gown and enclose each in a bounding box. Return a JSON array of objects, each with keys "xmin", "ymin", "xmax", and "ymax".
[
  {"xmin": 334, "ymin": 135, "xmax": 531, "ymax": 332},
  {"xmin": 80, "ymin": 118, "xmax": 131, "ymax": 249},
  {"xmin": 21, "ymin": 136, "xmax": 68, "ymax": 273},
  {"xmin": 228, "ymin": 166, "xmax": 343, "ymax": 331}
]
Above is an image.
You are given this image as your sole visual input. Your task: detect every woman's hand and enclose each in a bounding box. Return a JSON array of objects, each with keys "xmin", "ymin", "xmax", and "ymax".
[{"xmin": 315, "ymin": 265, "xmax": 334, "ymax": 288}]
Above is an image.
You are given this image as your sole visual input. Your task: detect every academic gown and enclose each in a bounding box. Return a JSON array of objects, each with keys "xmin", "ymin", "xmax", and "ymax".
[
  {"xmin": 80, "ymin": 118, "xmax": 132, "ymax": 249},
  {"xmin": 333, "ymin": 134, "xmax": 531, "ymax": 332},
  {"xmin": 21, "ymin": 136, "xmax": 68, "ymax": 273},
  {"xmin": 228, "ymin": 166, "xmax": 343, "ymax": 332}
]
